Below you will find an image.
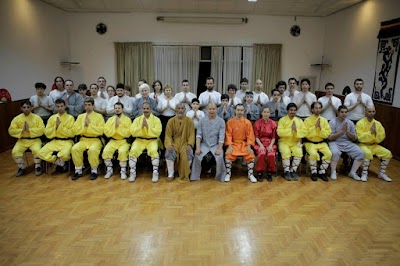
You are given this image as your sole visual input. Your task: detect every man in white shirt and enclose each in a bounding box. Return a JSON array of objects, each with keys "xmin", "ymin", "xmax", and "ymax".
[
  {"xmin": 344, "ymin": 78, "xmax": 374, "ymax": 123},
  {"xmin": 318, "ymin": 83, "xmax": 342, "ymax": 121},
  {"xmin": 107, "ymin": 83, "xmax": 134, "ymax": 118},
  {"xmin": 275, "ymin": 81, "xmax": 291, "ymax": 106},
  {"xmin": 89, "ymin": 83, "xmax": 107, "ymax": 117},
  {"xmin": 30, "ymin": 82, "xmax": 54, "ymax": 123},
  {"xmin": 252, "ymin": 79, "xmax": 269, "ymax": 110},
  {"xmin": 199, "ymin": 77, "xmax": 221, "ymax": 111},
  {"xmin": 236, "ymin": 78, "xmax": 249, "ymax": 103},
  {"xmin": 284, "ymin": 77, "xmax": 300, "ymax": 103},
  {"xmin": 293, "ymin": 78, "xmax": 317, "ymax": 119},
  {"xmin": 174, "ymin": 79, "xmax": 196, "ymax": 113},
  {"xmin": 97, "ymin": 77, "xmax": 109, "ymax": 100}
]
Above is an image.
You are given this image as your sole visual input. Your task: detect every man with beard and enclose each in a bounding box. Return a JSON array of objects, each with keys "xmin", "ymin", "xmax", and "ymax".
[
  {"xmin": 107, "ymin": 83, "xmax": 134, "ymax": 118},
  {"xmin": 198, "ymin": 77, "xmax": 221, "ymax": 111},
  {"xmin": 174, "ymin": 79, "xmax": 197, "ymax": 114},
  {"xmin": 344, "ymin": 78, "xmax": 374, "ymax": 123}
]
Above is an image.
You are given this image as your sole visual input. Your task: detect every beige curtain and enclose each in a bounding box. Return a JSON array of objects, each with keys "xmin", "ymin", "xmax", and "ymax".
[
  {"xmin": 252, "ymin": 44, "xmax": 282, "ymax": 95},
  {"xmin": 115, "ymin": 42, "xmax": 154, "ymax": 95}
]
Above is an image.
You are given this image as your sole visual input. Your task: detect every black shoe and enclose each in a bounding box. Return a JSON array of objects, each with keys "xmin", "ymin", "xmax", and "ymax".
[
  {"xmin": 311, "ymin": 173, "xmax": 318, "ymax": 181},
  {"xmin": 301, "ymin": 157, "xmax": 307, "ymax": 165},
  {"xmin": 319, "ymin": 173, "xmax": 329, "ymax": 182},
  {"xmin": 55, "ymin": 165, "xmax": 62, "ymax": 173},
  {"xmin": 89, "ymin": 172, "xmax": 99, "ymax": 180},
  {"xmin": 16, "ymin": 168, "xmax": 26, "ymax": 177},
  {"xmin": 284, "ymin": 171, "xmax": 291, "ymax": 181},
  {"xmin": 291, "ymin": 172, "xmax": 299, "ymax": 181},
  {"xmin": 266, "ymin": 173, "xmax": 273, "ymax": 182},
  {"xmin": 71, "ymin": 172, "xmax": 83, "ymax": 181},
  {"xmin": 257, "ymin": 173, "xmax": 264, "ymax": 182},
  {"xmin": 60, "ymin": 164, "xmax": 68, "ymax": 173}
]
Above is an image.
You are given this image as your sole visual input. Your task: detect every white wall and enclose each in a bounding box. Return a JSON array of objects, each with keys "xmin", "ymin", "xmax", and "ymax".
[
  {"xmin": 0, "ymin": 0, "xmax": 69, "ymax": 101},
  {"xmin": 322, "ymin": 0, "xmax": 400, "ymax": 107},
  {"xmin": 66, "ymin": 12, "xmax": 325, "ymax": 92}
]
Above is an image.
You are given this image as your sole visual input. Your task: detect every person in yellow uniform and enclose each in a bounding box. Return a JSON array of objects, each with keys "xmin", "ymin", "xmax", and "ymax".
[
  {"xmin": 71, "ymin": 98, "xmax": 105, "ymax": 181},
  {"xmin": 8, "ymin": 100, "xmax": 45, "ymax": 176},
  {"xmin": 129, "ymin": 102, "xmax": 162, "ymax": 183},
  {"xmin": 304, "ymin": 102, "xmax": 332, "ymax": 182},
  {"xmin": 356, "ymin": 106, "xmax": 392, "ymax": 182},
  {"xmin": 277, "ymin": 103, "xmax": 308, "ymax": 181},
  {"xmin": 102, "ymin": 102, "xmax": 132, "ymax": 180},
  {"xmin": 37, "ymin": 99, "xmax": 75, "ymax": 173}
]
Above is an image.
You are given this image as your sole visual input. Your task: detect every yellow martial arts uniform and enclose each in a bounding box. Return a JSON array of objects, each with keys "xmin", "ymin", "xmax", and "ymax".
[
  {"xmin": 38, "ymin": 112, "xmax": 75, "ymax": 163},
  {"xmin": 277, "ymin": 115, "xmax": 307, "ymax": 159},
  {"xmin": 303, "ymin": 115, "xmax": 332, "ymax": 161},
  {"xmin": 356, "ymin": 118, "xmax": 392, "ymax": 160},
  {"xmin": 129, "ymin": 114, "xmax": 162, "ymax": 158},
  {"xmin": 9, "ymin": 113, "xmax": 44, "ymax": 158},
  {"xmin": 102, "ymin": 114, "xmax": 131, "ymax": 161},
  {"xmin": 71, "ymin": 112, "xmax": 105, "ymax": 168}
]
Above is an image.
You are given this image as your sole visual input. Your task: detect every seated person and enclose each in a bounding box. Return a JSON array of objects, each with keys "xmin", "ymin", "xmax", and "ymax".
[
  {"xmin": 71, "ymin": 98, "xmax": 105, "ymax": 181},
  {"xmin": 132, "ymin": 83, "xmax": 159, "ymax": 119},
  {"xmin": 224, "ymin": 104, "xmax": 257, "ymax": 183},
  {"xmin": 356, "ymin": 106, "xmax": 392, "ymax": 182},
  {"xmin": 253, "ymin": 107, "xmax": 277, "ymax": 182},
  {"xmin": 190, "ymin": 103, "xmax": 226, "ymax": 182},
  {"xmin": 8, "ymin": 100, "xmax": 45, "ymax": 176},
  {"xmin": 38, "ymin": 99, "xmax": 75, "ymax": 173},
  {"xmin": 277, "ymin": 103, "xmax": 308, "ymax": 181},
  {"xmin": 217, "ymin": 94, "xmax": 234, "ymax": 122},
  {"xmin": 328, "ymin": 105, "xmax": 365, "ymax": 181}
]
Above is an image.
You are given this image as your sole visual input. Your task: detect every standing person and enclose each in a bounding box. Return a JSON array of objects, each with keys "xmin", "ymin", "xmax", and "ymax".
[
  {"xmin": 71, "ymin": 98, "xmax": 105, "ymax": 181},
  {"xmin": 49, "ymin": 76, "xmax": 66, "ymax": 102},
  {"xmin": 293, "ymin": 78, "xmax": 317, "ymax": 119},
  {"xmin": 356, "ymin": 106, "xmax": 392, "ymax": 182},
  {"xmin": 9, "ymin": 100, "xmax": 45, "ymax": 176},
  {"xmin": 198, "ymin": 77, "xmax": 221, "ymax": 111},
  {"xmin": 78, "ymin": 84, "xmax": 89, "ymax": 99},
  {"xmin": 97, "ymin": 77, "xmax": 109, "ymax": 100},
  {"xmin": 89, "ymin": 83, "xmax": 107, "ymax": 116},
  {"xmin": 134, "ymin": 79, "xmax": 147, "ymax": 99},
  {"xmin": 252, "ymin": 79, "xmax": 269, "ymax": 111},
  {"xmin": 128, "ymin": 102, "xmax": 162, "ymax": 183},
  {"xmin": 63, "ymin": 80, "xmax": 84, "ymax": 119},
  {"xmin": 37, "ymin": 99, "xmax": 75, "ymax": 173},
  {"xmin": 164, "ymin": 103, "xmax": 195, "ymax": 182},
  {"xmin": 224, "ymin": 104, "xmax": 257, "ymax": 183},
  {"xmin": 275, "ymin": 81, "xmax": 291, "ymax": 105},
  {"xmin": 186, "ymin": 98, "xmax": 205, "ymax": 130},
  {"xmin": 236, "ymin": 78, "xmax": 249, "ymax": 103},
  {"xmin": 328, "ymin": 105, "xmax": 365, "ymax": 181},
  {"xmin": 277, "ymin": 103, "xmax": 308, "ymax": 181},
  {"xmin": 30, "ymin": 82, "xmax": 54, "ymax": 124},
  {"xmin": 107, "ymin": 83, "xmax": 134, "ymax": 118},
  {"xmin": 107, "ymin": 85, "xmax": 116, "ymax": 99},
  {"xmin": 150, "ymin": 80, "xmax": 164, "ymax": 103},
  {"xmin": 102, "ymin": 102, "xmax": 132, "ymax": 180},
  {"xmin": 217, "ymin": 94, "xmax": 234, "ymax": 122},
  {"xmin": 174, "ymin": 79, "xmax": 196, "ymax": 113},
  {"xmin": 190, "ymin": 103, "xmax": 226, "ymax": 182},
  {"xmin": 265, "ymin": 89, "xmax": 287, "ymax": 121},
  {"xmin": 157, "ymin": 85, "xmax": 179, "ymax": 144},
  {"xmin": 344, "ymin": 78, "xmax": 374, "ymax": 123},
  {"xmin": 227, "ymin": 84, "xmax": 241, "ymax": 108},
  {"xmin": 303, "ymin": 102, "xmax": 332, "ymax": 182},
  {"xmin": 284, "ymin": 77, "xmax": 300, "ymax": 103},
  {"xmin": 318, "ymin": 83, "xmax": 342, "ymax": 121},
  {"xmin": 253, "ymin": 107, "xmax": 277, "ymax": 182},
  {"xmin": 131, "ymin": 83, "xmax": 159, "ymax": 118},
  {"xmin": 243, "ymin": 91, "xmax": 260, "ymax": 123}
]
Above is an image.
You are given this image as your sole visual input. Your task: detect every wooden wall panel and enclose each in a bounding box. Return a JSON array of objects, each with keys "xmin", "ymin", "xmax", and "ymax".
[{"xmin": 0, "ymin": 100, "xmax": 26, "ymax": 153}]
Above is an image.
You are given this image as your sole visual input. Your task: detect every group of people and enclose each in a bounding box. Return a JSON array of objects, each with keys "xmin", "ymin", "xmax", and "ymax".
[{"xmin": 8, "ymin": 76, "xmax": 393, "ymax": 183}]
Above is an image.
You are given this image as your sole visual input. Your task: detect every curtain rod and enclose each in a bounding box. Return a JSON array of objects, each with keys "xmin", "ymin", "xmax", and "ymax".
[{"xmin": 152, "ymin": 44, "xmax": 254, "ymax": 47}]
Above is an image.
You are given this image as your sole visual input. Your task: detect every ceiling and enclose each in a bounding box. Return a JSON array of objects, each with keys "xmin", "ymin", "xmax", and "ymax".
[{"xmin": 40, "ymin": 0, "xmax": 365, "ymax": 17}]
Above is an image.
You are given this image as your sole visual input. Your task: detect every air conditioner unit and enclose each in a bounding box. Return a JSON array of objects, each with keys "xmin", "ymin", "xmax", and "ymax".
[{"xmin": 156, "ymin": 16, "xmax": 248, "ymax": 25}]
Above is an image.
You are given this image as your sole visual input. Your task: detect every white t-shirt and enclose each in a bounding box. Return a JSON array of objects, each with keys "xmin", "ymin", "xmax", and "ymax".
[
  {"xmin": 157, "ymin": 97, "xmax": 179, "ymax": 117},
  {"xmin": 293, "ymin": 91, "xmax": 317, "ymax": 118},
  {"xmin": 30, "ymin": 95, "xmax": 54, "ymax": 118},
  {"xmin": 98, "ymin": 90, "xmax": 109, "ymax": 100},
  {"xmin": 279, "ymin": 95, "xmax": 291, "ymax": 106},
  {"xmin": 251, "ymin": 91, "xmax": 269, "ymax": 105},
  {"xmin": 344, "ymin": 92, "xmax": 374, "ymax": 121},
  {"xmin": 318, "ymin": 95, "xmax": 342, "ymax": 121},
  {"xmin": 236, "ymin": 90, "xmax": 248, "ymax": 103},
  {"xmin": 198, "ymin": 90, "xmax": 221, "ymax": 109},
  {"xmin": 284, "ymin": 90, "xmax": 299, "ymax": 103},
  {"xmin": 229, "ymin": 96, "xmax": 242, "ymax": 107},
  {"xmin": 107, "ymin": 95, "xmax": 134, "ymax": 116},
  {"xmin": 186, "ymin": 109, "xmax": 205, "ymax": 129},
  {"xmin": 174, "ymin": 91, "xmax": 197, "ymax": 113},
  {"xmin": 49, "ymin": 89, "xmax": 67, "ymax": 102},
  {"xmin": 93, "ymin": 96, "xmax": 107, "ymax": 111}
]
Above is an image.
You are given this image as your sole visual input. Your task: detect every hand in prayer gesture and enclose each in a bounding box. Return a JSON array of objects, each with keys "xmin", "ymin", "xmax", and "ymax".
[
  {"xmin": 275, "ymin": 101, "xmax": 278, "ymax": 111},
  {"xmin": 230, "ymin": 99, "xmax": 234, "ymax": 107},
  {"xmin": 142, "ymin": 117, "xmax": 148, "ymax": 128},
  {"xmin": 257, "ymin": 95, "xmax": 261, "ymax": 105},
  {"xmin": 84, "ymin": 115, "xmax": 90, "ymax": 127},
  {"xmin": 370, "ymin": 122, "xmax": 376, "ymax": 135},
  {"xmin": 38, "ymin": 98, "xmax": 42, "ymax": 107},
  {"xmin": 357, "ymin": 94, "xmax": 362, "ymax": 104},
  {"xmin": 166, "ymin": 99, "xmax": 171, "ymax": 109},
  {"xmin": 65, "ymin": 97, "xmax": 69, "ymax": 106},
  {"xmin": 184, "ymin": 93, "xmax": 189, "ymax": 103},
  {"xmin": 56, "ymin": 117, "xmax": 61, "ymax": 130},
  {"xmin": 208, "ymin": 94, "xmax": 212, "ymax": 104},
  {"xmin": 291, "ymin": 121, "xmax": 297, "ymax": 131},
  {"xmin": 117, "ymin": 97, "xmax": 121, "ymax": 103},
  {"xmin": 193, "ymin": 110, "xmax": 198, "ymax": 120},
  {"xmin": 154, "ymin": 94, "xmax": 158, "ymax": 103},
  {"xmin": 23, "ymin": 121, "xmax": 29, "ymax": 132},
  {"xmin": 328, "ymin": 97, "xmax": 332, "ymax": 106},
  {"xmin": 247, "ymin": 106, "xmax": 250, "ymax": 114},
  {"xmin": 115, "ymin": 116, "xmax": 120, "ymax": 128},
  {"xmin": 342, "ymin": 123, "xmax": 348, "ymax": 133},
  {"xmin": 315, "ymin": 117, "xmax": 321, "ymax": 129}
]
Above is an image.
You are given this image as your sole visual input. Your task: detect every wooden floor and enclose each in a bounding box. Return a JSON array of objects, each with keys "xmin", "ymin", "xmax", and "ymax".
[{"xmin": 0, "ymin": 150, "xmax": 400, "ymax": 265}]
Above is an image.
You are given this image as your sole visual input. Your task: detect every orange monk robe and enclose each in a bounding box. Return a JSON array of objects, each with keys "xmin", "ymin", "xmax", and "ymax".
[
  {"xmin": 224, "ymin": 116, "xmax": 255, "ymax": 162},
  {"xmin": 164, "ymin": 116, "xmax": 195, "ymax": 181}
]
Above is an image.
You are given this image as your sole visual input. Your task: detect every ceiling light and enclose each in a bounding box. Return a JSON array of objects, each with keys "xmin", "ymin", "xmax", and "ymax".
[{"xmin": 156, "ymin": 16, "xmax": 248, "ymax": 24}]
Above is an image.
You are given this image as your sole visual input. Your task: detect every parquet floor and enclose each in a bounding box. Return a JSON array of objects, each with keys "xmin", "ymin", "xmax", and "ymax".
[{"xmin": 0, "ymin": 149, "xmax": 399, "ymax": 265}]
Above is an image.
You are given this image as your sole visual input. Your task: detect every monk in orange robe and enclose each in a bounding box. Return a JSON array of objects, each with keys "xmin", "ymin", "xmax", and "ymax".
[{"xmin": 224, "ymin": 104, "xmax": 257, "ymax": 183}]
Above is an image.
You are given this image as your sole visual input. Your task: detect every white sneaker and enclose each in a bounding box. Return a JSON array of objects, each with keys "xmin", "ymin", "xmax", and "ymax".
[
  {"xmin": 248, "ymin": 175, "xmax": 257, "ymax": 183},
  {"xmin": 224, "ymin": 174, "xmax": 231, "ymax": 182},
  {"xmin": 104, "ymin": 171, "xmax": 113, "ymax": 179},
  {"xmin": 330, "ymin": 171, "xmax": 337, "ymax": 180},
  {"xmin": 361, "ymin": 174, "xmax": 368, "ymax": 182},
  {"xmin": 120, "ymin": 172, "xmax": 127, "ymax": 180},
  {"xmin": 129, "ymin": 172, "xmax": 136, "ymax": 182},
  {"xmin": 348, "ymin": 171, "xmax": 361, "ymax": 181},
  {"xmin": 152, "ymin": 172, "xmax": 159, "ymax": 183},
  {"xmin": 378, "ymin": 173, "xmax": 392, "ymax": 182}
]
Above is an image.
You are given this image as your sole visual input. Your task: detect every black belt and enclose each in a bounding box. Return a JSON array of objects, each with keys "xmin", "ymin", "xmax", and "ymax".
[
  {"xmin": 137, "ymin": 137, "xmax": 157, "ymax": 140},
  {"xmin": 52, "ymin": 137, "xmax": 74, "ymax": 141},
  {"xmin": 305, "ymin": 139, "xmax": 326, "ymax": 144},
  {"xmin": 20, "ymin": 137, "xmax": 40, "ymax": 139},
  {"xmin": 81, "ymin": 135, "xmax": 101, "ymax": 139},
  {"xmin": 111, "ymin": 137, "xmax": 126, "ymax": 141}
]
